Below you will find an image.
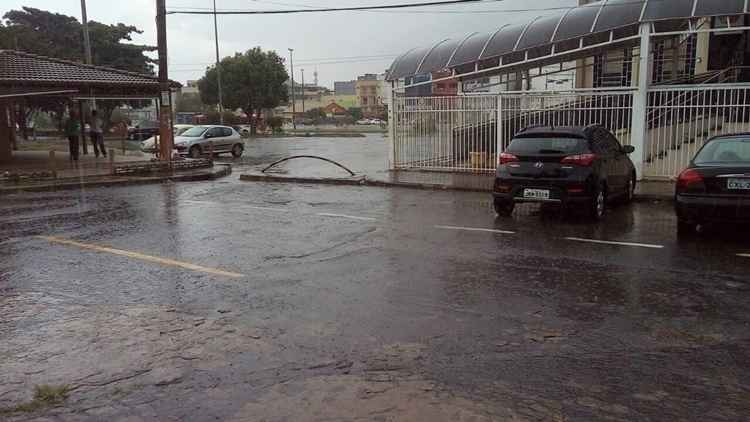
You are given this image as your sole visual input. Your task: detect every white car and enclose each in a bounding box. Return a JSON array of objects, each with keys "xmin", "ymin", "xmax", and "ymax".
[
  {"xmin": 140, "ymin": 125, "xmax": 194, "ymax": 154},
  {"xmin": 174, "ymin": 125, "xmax": 244, "ymax": 158}
]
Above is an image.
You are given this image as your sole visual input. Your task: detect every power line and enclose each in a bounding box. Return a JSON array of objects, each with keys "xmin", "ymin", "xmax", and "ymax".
[
  {"xmin": 170, "ymin": 54, "xmax": 399, "ymax": 66},
  {"xmin": 167, "ymin": 0, "xmax": 652, "ymax": 15},
  {"xmin": 169, "ymin": 56, "xmax": 396, "ymax": 72},
  {"xmin": 166, "ymin": 0, "xmax": 505, "ymax": 15}
]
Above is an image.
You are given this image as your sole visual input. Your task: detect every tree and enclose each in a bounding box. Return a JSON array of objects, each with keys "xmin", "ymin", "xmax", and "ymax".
[
  {"xmin": 348, "ymin": 107, "xmax": 363, "ymax": 122},
  {"xmin": 175, "ymin": 93, "xmax": 205, "ymax": 113},
  {"xmin": 199, "ymin": 47, "xmax": 288, "ymax": 134},
  {"xmin": 1, "ymin": 7, "xmax": 156, "ymax": 136}
]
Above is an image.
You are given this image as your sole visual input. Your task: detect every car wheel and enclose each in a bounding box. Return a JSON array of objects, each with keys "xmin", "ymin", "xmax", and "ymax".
[
  {"xmin": 189, "ymin": 145, "xmax": 202, "ymax": 159},
  {"xmin": 231, "ymin": 143, "xmax": 244, "ymax": 158},
  {"xmin": 494, "ymin": 200, "xmax": 514, "ymax": 217},
  {"xmin": 677, "ymin": 220, "xmax": 698, "ymax": 236},
  {"xmin": 589, "ymin": 185, "xmax": 607, "ymax": 221}
]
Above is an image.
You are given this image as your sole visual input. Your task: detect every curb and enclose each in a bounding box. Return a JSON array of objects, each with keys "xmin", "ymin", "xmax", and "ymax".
[
  {"xmin": 0, "ymin": 164, "xmax": 232, "ymax": 195},
  {"xmin": 239, "ymin": 172, "xmax": 674, "ymax": 201}
]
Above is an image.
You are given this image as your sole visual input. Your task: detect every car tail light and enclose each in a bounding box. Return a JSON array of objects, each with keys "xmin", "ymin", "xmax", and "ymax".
[
  {"xmin": 676, "ymin": 168, "xmax": 705, "ymax": 193},
  {"xmin": 561, "ymin": 154, "xmax": 597, "ymax": 167},
  {"xmin": 567, "ymin": 185, "xmax": 585, "ymax": 194},
  {"xmin": 498, "ymin": 152, "xmax": 519, "ymax": 165}
]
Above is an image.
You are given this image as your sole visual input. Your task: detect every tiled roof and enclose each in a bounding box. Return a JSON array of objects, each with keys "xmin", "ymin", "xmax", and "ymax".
[{"xmin": 0, "ymin": 50, "xmax": 180, "ymax": 88}]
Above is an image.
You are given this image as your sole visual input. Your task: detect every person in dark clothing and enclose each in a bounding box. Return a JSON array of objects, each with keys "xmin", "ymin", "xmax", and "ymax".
[{"xmin": 65, "ymin": 109, "xmax": 80, "ymax": 162}]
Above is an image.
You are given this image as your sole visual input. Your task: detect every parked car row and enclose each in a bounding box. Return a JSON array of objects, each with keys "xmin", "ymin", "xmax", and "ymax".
[{"xmin": 492, "ymin": 125, "xmax": 749, "ymax": 234}]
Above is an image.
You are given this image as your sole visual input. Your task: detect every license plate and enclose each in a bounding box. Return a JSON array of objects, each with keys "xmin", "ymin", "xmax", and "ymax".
[
  {"xmin": 523, "ymin": 188, "xmax": 550, "ymax": 200},
  {"xmin": 728, "ymin": 178, "xmax": 750, "ymax": 190}
]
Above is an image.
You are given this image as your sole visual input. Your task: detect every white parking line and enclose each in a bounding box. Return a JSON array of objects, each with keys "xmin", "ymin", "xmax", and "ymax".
[
  {"xmin": 241, "ymin": 205, "xmax": 290, "ymax": 213},
  {"xmin": 564, "ymin": 237, "xmax": 664, "ymax": 249},
  {"xmin": 317, "ymin": 213, "xmax": 377, "ymax": 221},
  {"xmin": 738, "ymin": 253, "xmax": 750, "ymax": 258},
  {"xmin": 435, "ymin": 225, "xmax": 515, "ymax": 235}
]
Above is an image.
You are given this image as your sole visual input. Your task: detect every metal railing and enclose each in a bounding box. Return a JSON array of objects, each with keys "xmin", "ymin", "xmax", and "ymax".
[
  {"xmin": 392, "ymin": 90, "xmax": 635, "ymax": 172},
  {"xmin": 644, "ymin": 85, "xmax": 750, "ymax": 178}
]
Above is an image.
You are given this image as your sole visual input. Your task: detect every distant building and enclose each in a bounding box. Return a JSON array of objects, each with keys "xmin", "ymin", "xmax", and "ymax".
[
  {"xmin": 322, "ymin": 101, "xmax": 348, "ymax": 116},
  {"xmin": 181, "ymin": 80, "xmax": 200, "ymax": 95},
  {"xmin": 334, "ymin": 80, "xmax": 356, "ymax": 95},
  {"xmin": 356, "ymin": 74, "xmax": 386, "ymax": 118}
]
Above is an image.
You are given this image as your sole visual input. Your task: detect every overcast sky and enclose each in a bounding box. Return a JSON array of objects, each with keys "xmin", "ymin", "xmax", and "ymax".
[{"xmin": 3, "ymin": 0, "xmax": 576, "ymax": 88}]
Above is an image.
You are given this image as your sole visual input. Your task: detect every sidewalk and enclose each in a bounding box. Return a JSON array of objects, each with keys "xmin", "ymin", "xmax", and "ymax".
[{"xmin": 1, "ymin": 165, "xmax": 231, "ymax": 194}]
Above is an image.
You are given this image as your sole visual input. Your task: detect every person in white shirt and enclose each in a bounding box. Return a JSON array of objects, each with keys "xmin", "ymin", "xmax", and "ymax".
[{"xmin": 90, "ymin": 110, "xmax": 106, "ymax": 158}]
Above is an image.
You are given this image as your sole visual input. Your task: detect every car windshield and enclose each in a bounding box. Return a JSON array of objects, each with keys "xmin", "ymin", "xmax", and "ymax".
[
  {"xmin": 507, "ymin": 137, "xmax": 586, "ymax": 155},
  {"xmin": 175, "ymin": 126, "xmax": 193, "ymax": 136},
  {"xmin": 180, "ymin": 126, "xmax": 208, "ymax": 137},
  {"xmin": 694, "ymin": 138, "xmax": 750, "ymax": 165}
]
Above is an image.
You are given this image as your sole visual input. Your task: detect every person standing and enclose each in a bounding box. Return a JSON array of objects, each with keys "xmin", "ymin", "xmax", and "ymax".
[
  {"xmin": 64, "ymin": 109, "xmax": 80, "ymax": 162},
  {"xmin": 90, "ymin": 109, "xmax": 106, "ymax": 158}
]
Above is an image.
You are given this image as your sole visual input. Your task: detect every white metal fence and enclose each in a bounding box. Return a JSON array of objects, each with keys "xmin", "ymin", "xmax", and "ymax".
[
  {"xmin": 392, "ymin": 85, "xmax": 750, "ymax": 177},
  {"xmin": 644, "ymin": 85, "xmax": 750, "ymax": 178},
  {"xmin": 392, "ymin": 90, "xmax": 635, "ymax": 172}
]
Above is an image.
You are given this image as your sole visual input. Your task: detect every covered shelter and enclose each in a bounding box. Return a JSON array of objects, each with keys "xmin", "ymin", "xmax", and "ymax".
[
  {"xmin": 384, "ymin": 0, "xmax": 750, "ymax": 179},
  {"xmin": 0, "ymin": 49, "xmax": 180, "ymax": 162}
]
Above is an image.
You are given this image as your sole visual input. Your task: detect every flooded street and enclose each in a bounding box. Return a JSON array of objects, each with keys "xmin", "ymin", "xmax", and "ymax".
[{"xmin": 1, "ymin": 137, "xmax": 750, "ymax": 421}]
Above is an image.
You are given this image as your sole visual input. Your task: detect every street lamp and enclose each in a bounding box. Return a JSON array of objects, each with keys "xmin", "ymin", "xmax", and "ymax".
[
  {"xmin": 288, "ymin": 48, "xmax": 296, "ymax": 130},
  {"xmin": 301, "ymin": 68, "xmax": 305, "ymax": 114}
]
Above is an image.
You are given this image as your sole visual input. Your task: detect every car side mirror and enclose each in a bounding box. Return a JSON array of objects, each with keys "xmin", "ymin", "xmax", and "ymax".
[
  {"xmin": 204, "ymin": 133, "xmax": 212, "ymax": 139},
  {"xmin": 621, "ymin": 145, "xmax": 635, "ymax": 154}
]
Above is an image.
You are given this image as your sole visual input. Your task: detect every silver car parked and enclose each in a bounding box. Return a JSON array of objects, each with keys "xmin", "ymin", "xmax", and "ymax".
[{"xmin": 174, "ymin": 125, "xmax": 245, "ymax": 158}]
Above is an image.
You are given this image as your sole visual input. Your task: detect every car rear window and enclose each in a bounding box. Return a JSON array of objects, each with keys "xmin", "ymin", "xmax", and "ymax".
[
  {"xmin": 506, "ymin": 137, "xmax": 587, "ymax": 155},
  {"xmin": 694, "ymin": 138, "xmax": 750, "ymax": 165}
]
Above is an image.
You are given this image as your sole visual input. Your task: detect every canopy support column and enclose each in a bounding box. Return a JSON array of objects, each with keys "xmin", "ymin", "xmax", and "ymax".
[
  {"xmin": 630, "ymin": 22, "xmax": 652, "ymax": 181},
  {"xmin": 388, "ymin": 81, "xmax": 395, "ymax": 169},
  {"xmin": 0, "ymin": 101, "xmax": 12, "ymax": 162},
  {"xmin": 78, "ymin": 100, "xmax": 88, "ymax": 155}
]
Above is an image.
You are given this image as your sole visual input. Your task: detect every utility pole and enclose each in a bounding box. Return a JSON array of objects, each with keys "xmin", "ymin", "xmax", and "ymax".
[
  {"xmin": 79, "ymin": 0, "xmax": 93, "ymax": 155},
  {"xmin": 213, "ymin": 0, "xmax": 224, "ymax": 124},
  {"xmin": 156, "ymin": 0, "xmax": 174, "ymax": 161},
  {"xmin": 288, "ymin": 48, "xmax": 296, "ymax": 130},
  {"xmin": 301, "ymin": 69, "xmax": 305, "ymax": 114}
]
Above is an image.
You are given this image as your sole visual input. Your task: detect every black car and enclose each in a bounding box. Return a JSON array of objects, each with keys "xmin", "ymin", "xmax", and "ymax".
[
  {"xmin": 127, "ymin": 120, "xmax": 160, "ymax": 140},
  {"xmin": 675, "ymin": 134, "xmax": 750, "ymax": 234},
  {"xmin": 493, "ymin": 125, "xmax": 636, "ymax": 220}
]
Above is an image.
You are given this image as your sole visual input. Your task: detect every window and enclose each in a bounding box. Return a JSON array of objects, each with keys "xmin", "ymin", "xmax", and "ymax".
[
  {"xmin": 181, "ymin": 126, "xmax": 208, "ymax": 137},
  {"xmin": 605, "ymin": 132, "xmax": 624, "ymax": 155},
  {"xmin": 507, "ymin": 137, "xmax": 587, "ymax": 155},
  {"xmin": 695, "ymin": 138, "xmax": 750, "ymax": 164},
  {"xmin": 222, "ymin": 127, "xmax": 233, "ymax": 137},
  {"xmin": 206, "ymin": 127, "xmax": 223, "ymax": 138}
]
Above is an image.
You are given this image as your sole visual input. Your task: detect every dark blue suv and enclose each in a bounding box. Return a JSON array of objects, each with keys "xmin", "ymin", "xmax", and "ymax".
[{"xmin": 493, "ymin": 125, "xmax": 636, "ymax": 220}]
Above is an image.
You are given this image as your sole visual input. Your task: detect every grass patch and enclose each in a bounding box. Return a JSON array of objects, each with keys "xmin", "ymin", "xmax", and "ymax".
[{"xmin": 0, "ymin": 384, "xmax": 70, "ymax": 415}]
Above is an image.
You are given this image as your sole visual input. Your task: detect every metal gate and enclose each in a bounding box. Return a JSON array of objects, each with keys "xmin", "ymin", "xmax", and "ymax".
[
  {"xmin": 644, "ymin": 85, "xmax": 750, "ymax": 178},
  {"xmin": 392, "ymin": 90, "xmax": 635, "ymax": 173}
]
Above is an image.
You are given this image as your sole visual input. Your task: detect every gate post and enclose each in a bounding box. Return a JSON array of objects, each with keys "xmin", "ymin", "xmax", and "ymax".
[
  {"xmin": 387, "ymin": 80, "xmax": 396, "ymax": 170},
  {"xmin": 496, "ymin": 94, "xmax": 503, "ymax": 165},
  {"xmin": 630, "ymin": 22, "xmax": 652, "ymax": 181}
]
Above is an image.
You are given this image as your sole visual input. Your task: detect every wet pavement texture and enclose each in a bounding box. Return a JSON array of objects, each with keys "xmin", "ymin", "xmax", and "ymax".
[
  {"xmin": 216, "ymin": 134, "xmax": 390, "ymax": 178},
  {"xmin": 2, "ymin": 156, "xmax": 750, "ymax": 420}
]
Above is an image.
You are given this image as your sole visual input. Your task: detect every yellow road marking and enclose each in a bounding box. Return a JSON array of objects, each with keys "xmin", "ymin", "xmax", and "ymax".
[{"xmin": 36, "ymin": 236, "xmax": 244, "ymax": 278}]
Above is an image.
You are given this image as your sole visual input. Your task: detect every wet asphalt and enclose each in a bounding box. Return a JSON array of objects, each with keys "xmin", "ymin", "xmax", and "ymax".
[{"xmin": 1, "ymin": 136, "xmax": 750, "ymax": 421}]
